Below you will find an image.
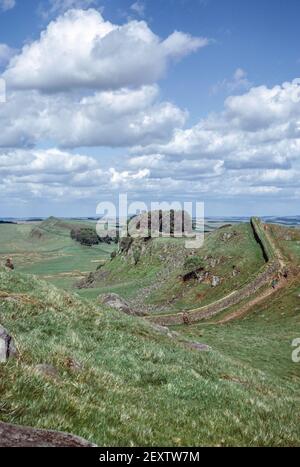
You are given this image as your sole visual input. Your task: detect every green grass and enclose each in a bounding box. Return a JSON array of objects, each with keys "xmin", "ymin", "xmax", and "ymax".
[
  {"xmin": 0, "ymin": 221, "xmax": 114, "ymax": 295},
  {"xmin": 177, "ymin": 282, "xmax": 300, "ymax": 382},
  {"xmin": 0, "ymin": 268, "xmax": 300, "ymax": 446}
]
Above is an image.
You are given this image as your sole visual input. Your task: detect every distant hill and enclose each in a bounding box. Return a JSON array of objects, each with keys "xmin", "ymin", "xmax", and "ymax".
[{"xmin": 29, "ymin": 217, "xmax": 95, "ymax": 240}]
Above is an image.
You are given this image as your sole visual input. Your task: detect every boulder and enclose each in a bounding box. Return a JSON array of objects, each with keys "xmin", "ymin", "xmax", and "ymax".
[
  {"xmin": 0, "ymin": 325, "xmax": 17, "ymax": 363},
  {"xmin": 211, "ymin": 276, "xmax": 221, "ymax": 287},
  {"xmin": 0, "ymin": 422, "xmax": 96, "ymax": 447},
  {"xmin": 98, "ymin": 293, "xmax": 134, "ymax": 315}
]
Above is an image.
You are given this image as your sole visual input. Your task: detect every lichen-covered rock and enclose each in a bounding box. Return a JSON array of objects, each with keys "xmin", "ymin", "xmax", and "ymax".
[
  {"xmin": 0, "ymin": 325, "xmax": 17, "ymax": 363},
  {"xmin": 0, "ymin": 422, "xmax": 97, "ymax": 447}
]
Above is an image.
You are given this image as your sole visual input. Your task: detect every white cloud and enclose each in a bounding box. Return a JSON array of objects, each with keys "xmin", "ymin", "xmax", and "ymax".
[
  {"xmin": 130, "ymin": 1, "xmax": 145, "ymax": 17},
  {"xmin": 0, "ymin": 0, "xmax": 15, "ymax": 12},
  {"xmin": 1, "ymin": 6, "xmax": 300, "ymax": 209},
  {"xmin": 129, "ymin": 154, "xmax": 224, "ymax": 180},
  {"xmin": 210, "ymin": 68, "xmax": 252, "ymax": 95},
  {"xmin": 0, "ymin": 147, "xmax": 152, "ymax": 201},
  {"xmin": 119, "ymin": 78, "xmax": 300, "ymax": 204},
  {"xmin": 3, "ymin": 77, "xmax": 300, "ymax": 205},
  {"xmin": 135, "ymin": 79, "xmax": 300, "ymax": 168},
  {"xmin": 4, "ymin": 8, "xmax": 208, "ymax": 93},
  {"xmin": 0, "ymin": 85, "xmax": 187, "ymax": 148}
]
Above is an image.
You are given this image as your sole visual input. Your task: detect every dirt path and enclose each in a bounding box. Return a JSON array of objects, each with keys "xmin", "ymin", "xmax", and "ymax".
[{"xmin": 216, "ymin": 277, "xmax": 288, "ymax": 324}]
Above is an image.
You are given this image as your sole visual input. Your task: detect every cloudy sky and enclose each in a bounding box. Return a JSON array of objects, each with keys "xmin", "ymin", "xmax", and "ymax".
[{"xmin": 1, "ymin": 0, "xmax": 300, "ymax": 217}]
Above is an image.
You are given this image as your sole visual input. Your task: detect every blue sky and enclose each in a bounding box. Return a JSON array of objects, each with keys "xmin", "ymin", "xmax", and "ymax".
[{"xmin": 0, "ymin": 0, "xmax": 300, "ymax": 217}]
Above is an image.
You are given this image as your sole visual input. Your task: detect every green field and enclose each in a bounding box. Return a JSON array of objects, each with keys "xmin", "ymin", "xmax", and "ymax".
[{"xmin": 0, "ymin": 220, "xmax": 115, "ymax": 297}]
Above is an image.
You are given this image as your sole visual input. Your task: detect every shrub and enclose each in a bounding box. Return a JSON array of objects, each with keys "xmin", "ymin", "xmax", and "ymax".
[
  {"xmin": 184, "ymin": 255, "xmax": 204, "ymax": 272},
  {"xmin": 70, "ymin": 227, "xmax": 100, "ymax": 247}
]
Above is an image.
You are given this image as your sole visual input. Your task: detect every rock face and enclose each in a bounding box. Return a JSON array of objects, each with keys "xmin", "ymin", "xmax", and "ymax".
[
  {"xmin": 0, "ymin": 422, "xmax": 97, "ymax": 447},
  {"xmin": 0, "ymin": 325, "xmax": 17, "ymax": 363}
]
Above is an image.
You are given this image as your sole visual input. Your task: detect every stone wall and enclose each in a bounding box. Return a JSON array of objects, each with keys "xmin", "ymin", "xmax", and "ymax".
[{"xmin": 148, "ymin": 260, "xmax": 280, "ymax": 326}]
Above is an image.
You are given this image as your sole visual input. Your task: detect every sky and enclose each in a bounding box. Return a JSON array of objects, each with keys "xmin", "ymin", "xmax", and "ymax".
[{"xmin": 0, "ymin": 0, "xmax": 300, "ymax": 217}]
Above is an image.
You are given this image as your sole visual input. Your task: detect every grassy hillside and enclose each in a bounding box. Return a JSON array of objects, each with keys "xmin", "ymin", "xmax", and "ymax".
[
  {"xmin": 83, "ymin": 223, "xmax": 265, "ymax": 312},
  {"xmin": 0, "ymin": 268, "xmax": 299, "ymax": 446},
  {"xmin": 0, "ymin": 219, "xmax": 114, "ymax": 295}
]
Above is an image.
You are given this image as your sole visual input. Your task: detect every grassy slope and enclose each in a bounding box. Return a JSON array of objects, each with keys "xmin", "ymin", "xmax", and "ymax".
[
  {"xmin": 178, "ymin": 282, "xmax": 300, "ymax": 381},
  {"xmin": 92, "ymin": 223, "xmax": 265, "ymax": 313},
  {"xmin": 0, "ymin": 268, "xmax": 299, "ymax": 446},
  {"xmin": 0, "ymin": 221, "xmax": 114, "ymax": 295},
  {"xmin": 177, "ymin": 223, "xmax": 300, "ymax": 406}
]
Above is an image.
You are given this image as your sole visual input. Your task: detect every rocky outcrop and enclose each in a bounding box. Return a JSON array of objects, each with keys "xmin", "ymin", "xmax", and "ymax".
[
  {"xmin": 0, "ymin": 325, "xmax": 17, "ymax": 363},
  {"xmin": 0, "ymin": 422, "xmax": 96, "ymax": 447}
]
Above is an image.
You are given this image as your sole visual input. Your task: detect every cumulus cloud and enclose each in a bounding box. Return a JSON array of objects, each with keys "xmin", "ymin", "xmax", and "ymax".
[
  {"xmin": 0, "ymin": 147, "xmax": 153, "ymax": 201},
  {"xmin": 129, "ymin": 154, "xmax": 224, "ymax": 180},
  {"xmin": 0, "ymin": 0, "xmax": 15, "ymax": 12},
  {"xmin": 4, "ymin": 8, "xmax": 208, "ymax": 92},
  {"xmin": 117, "ymin": 78, "xmax": 300, "ymax": 205},
  {"xmin": 1, "ymin": 6, "xmax": 299, "ymax": 209},
  {"xmin": 0, "ymin": 85, "xmax": 187, "ymax": 148},
  {"xmin": 135, "ymin": 79, "xmax": 300, "ymax": 170},
  {"xmin": 2, "ymin": 77, "xmax": 300, "ymax": 205}
]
